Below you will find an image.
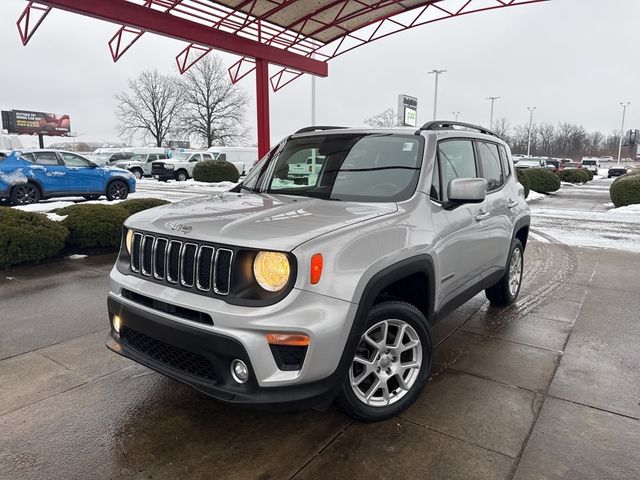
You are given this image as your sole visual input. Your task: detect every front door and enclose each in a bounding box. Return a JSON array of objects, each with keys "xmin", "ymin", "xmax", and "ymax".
[{"xmin": 59, "ymin": 152, "xmax": 104, "ymax": 193}]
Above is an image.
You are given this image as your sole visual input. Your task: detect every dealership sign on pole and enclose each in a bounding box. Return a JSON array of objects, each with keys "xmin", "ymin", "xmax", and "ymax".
[{"xmin": 397, "ymin": 94, "xmax": 418, "ymax": 127}]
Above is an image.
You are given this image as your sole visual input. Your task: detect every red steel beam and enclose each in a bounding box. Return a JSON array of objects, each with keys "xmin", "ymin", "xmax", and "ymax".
[
  {"xmin": 34, "ymin": 0, "xmax": 328, "ymax": 77},
  {"xmin": 255, "ymin": 58, "xmax": 271, "ymax": 159}
]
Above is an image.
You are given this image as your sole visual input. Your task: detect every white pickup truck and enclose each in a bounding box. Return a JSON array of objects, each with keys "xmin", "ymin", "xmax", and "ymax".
[
  {"xmin": 150, "ymin": 151, "xmax": 214, "ymax": 181},
  {"xmin": 288, "ymin": 155, "xmax": 326, "ymax": 184}
]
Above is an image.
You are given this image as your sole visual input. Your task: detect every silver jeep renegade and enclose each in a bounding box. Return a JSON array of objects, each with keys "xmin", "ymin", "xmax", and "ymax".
[{"xmin": 107, "ymin": 121, "xmax": 531, "ymax": 421}]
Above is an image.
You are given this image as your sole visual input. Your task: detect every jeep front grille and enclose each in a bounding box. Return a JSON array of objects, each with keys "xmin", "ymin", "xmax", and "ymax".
[{"xmin": 130, "ymin": 232, "xmax": 233, "ymax": 295}]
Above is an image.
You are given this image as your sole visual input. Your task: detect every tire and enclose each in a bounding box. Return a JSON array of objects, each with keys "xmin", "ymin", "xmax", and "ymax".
[
  {"xmin": 175, "ymin": 170, "xmax": 188, "ymax": 182},
  {"xmin": 10, "ymin": 182, "xmax": 41, "ymax": 205},
  {"xmin": 485, "ymin": 238, "xmax": 524, "ymax": 306},
  {"xmin": 131, "ymin": 169, "xmax": 143, "ymax": 180},
  {"xmin": 337, "ymin": 301, "xmax": 432, "ymax": 422},
  {"xmin": 106, "ymin": 180, "xmax": 129, "ymax": 201},
  {"xmin": 83, "ymin": 195, "xmax": 100, "ymax": 201}
]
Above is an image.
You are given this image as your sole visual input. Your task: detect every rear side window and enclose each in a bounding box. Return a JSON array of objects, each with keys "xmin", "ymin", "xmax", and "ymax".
[
  {"xmin": 34, "ymin": 152, "xmax": 60, "ymax": 166},
  {"xmin": 217, "ymin": 153, "xmax": 227, "ymax": 161},
  {"xmin": 498, "ymin": 145, "xmax": 511, "ymax": 177},
  {"xmin": 147, "ymin": 155, "xmax": 157, "ymax": 162},
  {"xmin": 477, "ymin": 142, "xmax": 503, "ymax": 192},
  {"xmin": 438, "ymin": 140, "xmax": 477, "ymax": 202},
  {"xmin": 202, "ymin": 153, "xmax": 214, "ymax": 160}
]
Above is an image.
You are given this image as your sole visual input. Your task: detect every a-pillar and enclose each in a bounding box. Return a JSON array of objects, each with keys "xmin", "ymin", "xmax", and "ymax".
[{"xmin": 255, "ymin": 58, "xmax": 270, "ymax": 159}]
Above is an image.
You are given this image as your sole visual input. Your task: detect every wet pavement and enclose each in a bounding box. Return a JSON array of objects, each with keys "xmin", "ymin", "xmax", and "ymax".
[{"xmin": 1, "ymin": 241, "xmax": 640, "ymax": 479}]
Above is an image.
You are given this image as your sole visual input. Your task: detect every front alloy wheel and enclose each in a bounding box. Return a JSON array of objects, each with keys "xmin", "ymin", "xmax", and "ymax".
[
  {"xmin": 106, "ymin": 180, "xmax": 129, "ymax": 201},
  {"xmin": 338, "ymin": 301, "xmax": 432, "ymax": 422},
  {"xmin": 485, "ymin": 238, "xmax": 524, "ymax": 306}
]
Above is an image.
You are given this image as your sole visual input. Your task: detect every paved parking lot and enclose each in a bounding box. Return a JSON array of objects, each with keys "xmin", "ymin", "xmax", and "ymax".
[{"xmin": 1, "ymin": 240, "xmax": 639, "ymax": 479}]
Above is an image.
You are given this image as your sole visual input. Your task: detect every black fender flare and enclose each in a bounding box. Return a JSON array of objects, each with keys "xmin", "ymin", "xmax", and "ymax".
[
  {"xmin": 511, "ymin": 214, "xmax": 531, "ymax": 250},
  {"xmin": 322, "ymin": 255, "xmax": 437, "ymax": 402}
]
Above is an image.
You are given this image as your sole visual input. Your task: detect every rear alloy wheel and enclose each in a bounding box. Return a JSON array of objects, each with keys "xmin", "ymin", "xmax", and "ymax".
[
  {"xmin": 175, "ymin": 170, "xmax": 188, "ymax": 182},
  {"xmin": 106, "ymin": 180, "xmax": 129, "ymax": 201},
  {"xmin": 131, "ymin": 169, "xmax": 143, "ymax": 180},
  {"xmin": 10, "ymin": 183, "xmax": 41, "ymax": 205},
  {"xmin": 338, "ymin": 301, "xmax": 432, "ymax": 422},
  {"xmin": 485, "ymin": 238, "xmax": 524, "ymax": 306}
]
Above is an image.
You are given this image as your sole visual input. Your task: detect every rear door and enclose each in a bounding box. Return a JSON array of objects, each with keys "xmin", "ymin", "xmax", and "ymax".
[
  {"xmin": 475, "ymin": 141, "xmax": 513, "ymax": 273},
  {"xmin": 31, "ymin": 151, "xmax": 69, "ymax": 194},
  {"xmin": 59, "ymin": 152, "xmax": 104, "ymax": 193},
  {"xmin": 430, "ymin": 138, "xmax": 487, "ymax": 309}
]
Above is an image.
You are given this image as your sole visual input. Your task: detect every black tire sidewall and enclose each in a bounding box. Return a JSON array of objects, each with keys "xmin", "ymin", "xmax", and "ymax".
[
  {"xmin": 505, "ymin": 238, "xmax": 524, "ymax": 303},
  {"xmin": 338, "ymin": 301, "xmax": 432, "ymax": 422},
  {"xmin": 107, "ymin": 181, "xmax": 128, "ymax": 201},
  {"xmin": 11, "ymin": 183, "xmax": 40, "ymax": 205}
]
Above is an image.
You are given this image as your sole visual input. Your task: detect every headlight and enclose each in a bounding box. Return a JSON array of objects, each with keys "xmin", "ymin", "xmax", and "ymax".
[
  {"xmin": 125, "ymin": 229, "xmax": 134, "ymax": 254},
  {"xmin": 165, "ymin": 164, "xmax": 175, "ymax": 170},
  {"xmin": 253, "ymin": 251, "xmax": 290, "ymax": 292}
]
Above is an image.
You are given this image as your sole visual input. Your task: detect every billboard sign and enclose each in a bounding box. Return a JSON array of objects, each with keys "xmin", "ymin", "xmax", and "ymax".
[
  {"xmin": 397, "ymin": 94, "xmax": 418, "ymax": 127},
  {"xmin": 1, "ymin": 109, "xmax": 71, "ymax": 136}
]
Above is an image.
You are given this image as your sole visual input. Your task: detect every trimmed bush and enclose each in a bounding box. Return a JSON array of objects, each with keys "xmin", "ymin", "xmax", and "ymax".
[
  {"xmin": 56, "ymin": 204, "xmax": 128, "ymax": 248},
  {"xmin": 192, "ymin": 160, "xmax": 240, "ymax": 183},
  {"xmin": 516, "ymin": 169, "xmax": 530, "ymax": 199},
  {"xmin": 118, "ymin": 198, "xmax": 170, "ymax": 216},
  {"xmin": 523, "ymin": 168, "xmax": 560, "ymax": 194},
  {"xmin": 610, "ymin": 174, "xmax": 640, "ymax": 207},
  {"xmin": 0, "ymin": 209, "xmax": 68, "ymax": 268},
  {"xmin": 558, "ymin": 169, "xmax": 588, "ymax": 184},
  {"xmin": 583, "ymin": 168, "xmax": 594, "ymax": 181}
]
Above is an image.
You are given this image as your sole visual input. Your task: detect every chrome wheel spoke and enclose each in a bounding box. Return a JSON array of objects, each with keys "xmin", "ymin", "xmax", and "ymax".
[{"xmin": 350, "ymin": 318, "xmax": 423, "ymax": 408}]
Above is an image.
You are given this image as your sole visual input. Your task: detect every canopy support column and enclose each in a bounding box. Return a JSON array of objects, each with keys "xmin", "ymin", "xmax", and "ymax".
[{"xmin": 256, "ymin": 58, "xmax": 270, "ymax": 159}]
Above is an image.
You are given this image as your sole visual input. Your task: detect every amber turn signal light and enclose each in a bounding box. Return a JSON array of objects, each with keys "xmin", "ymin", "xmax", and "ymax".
[
  {"xmin": 310, "ymin": 253, "xmax": 323, "ymax": 285},
  {"xmin": 266, "ymin": 333, "xmax": 310, "ymax": 347}
]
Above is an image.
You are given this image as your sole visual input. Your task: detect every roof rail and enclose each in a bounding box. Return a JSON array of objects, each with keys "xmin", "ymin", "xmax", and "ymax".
[
  {"xmin": 418, "ymin": 121, "xmax": 500, "ymax": 138},
  {"xmin": 295, "ymin": 125, "xmax": 347, "ymax": 134}
]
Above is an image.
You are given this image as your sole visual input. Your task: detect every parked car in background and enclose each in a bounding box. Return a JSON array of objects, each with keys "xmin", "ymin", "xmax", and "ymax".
[
  {"xmin": 207, "ymin": 146, "xmax": 258, "ymax": 176},
  {"xmin": 91, "ymin": 148, "xmax": 134, "ymax": 166},
  {"xmin": 515, "ymin": 157, "xmax": 546, "ymax": 169},
  {"xmin": 607, "ymin": 166, "xmax": 628, "ymax": 178},
  {"xmin": 151, "ymin": 151, "xmax": 214, "ymax": 181},
  {"xmin": 545, "ymin": 159, "xmax": 560, "ymax": 173},
  {"xmin": 113, "ymin": 147, "xmax": 170, "ymax": 179},
  {"xmin": 558, "ymin": 162, "xmax": 581, "ymax": 171},
  {"xmin": 581, "ymin": 158, "xmax": 599, "ymax": 175},
  {"xmin": 0, "ymin": 150, "xmax": 135, "ymax": 205},
  {"xmin": 599, "ymin": 156, "xmax": 614, "ymax": 162}
]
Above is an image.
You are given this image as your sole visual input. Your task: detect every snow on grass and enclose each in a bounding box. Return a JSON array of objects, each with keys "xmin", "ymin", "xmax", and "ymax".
[
  {"xmin": 526, "ymin": 191, "xmax": 546, "ymax": 202},
  {"xmin": 45, "ymin": 212, "xmax": 67, "ymax": 222}
]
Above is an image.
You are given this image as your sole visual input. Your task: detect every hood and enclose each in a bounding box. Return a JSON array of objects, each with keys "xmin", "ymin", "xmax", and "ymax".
[
  {"xmin": 103, "ymin": 165, "xmax": 133, "ymax": 175},
  {"xmin": 126, "ymin": 192, "xmax": 398, "ymax": 251}
]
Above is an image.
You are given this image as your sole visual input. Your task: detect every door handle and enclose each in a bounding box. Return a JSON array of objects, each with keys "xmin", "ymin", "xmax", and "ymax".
[
  {"xmin": 475, "ymin": 212, "xmax": 490, "ymax": 221},
  {"xmin": 507, "ymin": 200, "xmax": 518, "ymax": 209}
]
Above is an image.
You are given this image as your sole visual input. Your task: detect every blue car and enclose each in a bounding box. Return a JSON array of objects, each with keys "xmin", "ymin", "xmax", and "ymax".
[{"xmin": 0, "ymin": 150, "xmax": 136, "ymax": 205}]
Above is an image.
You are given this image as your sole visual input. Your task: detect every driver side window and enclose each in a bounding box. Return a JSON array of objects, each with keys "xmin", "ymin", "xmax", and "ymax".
[{"xmin": 437, "ymin": 140, "xmax": 477, "ymax": 202}]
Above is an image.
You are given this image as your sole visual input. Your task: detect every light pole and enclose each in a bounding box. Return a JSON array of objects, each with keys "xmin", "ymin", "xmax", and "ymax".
[
  {"xmin": 618, "ymin": 102, "xmax": 630, "ymax": 164},
  {"xmin": 486, "ymin": 96, "xmax": 500, "ymax": 128},
  {"xmin": 428, "ymin": 69, "xmax": 446, "ymax": 120},
  {"xmin": 527, "ymin": 106, "xmax": 537, "ymax": 156},
  {"xmin": 452, "ymin": 111, "xmax": 460, "ymax": 121}
]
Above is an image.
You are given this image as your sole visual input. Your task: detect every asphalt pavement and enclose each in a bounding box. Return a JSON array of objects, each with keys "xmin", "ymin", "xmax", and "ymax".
[{"xmin": 1, "ymin": 234, "xmax": 639, "ymax": 478}]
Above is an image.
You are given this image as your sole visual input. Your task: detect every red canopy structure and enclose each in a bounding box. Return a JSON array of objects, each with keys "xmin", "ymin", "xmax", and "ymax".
[{"xmin": 17, "ymin": 0, "xmax": 547, "ymax": 157}]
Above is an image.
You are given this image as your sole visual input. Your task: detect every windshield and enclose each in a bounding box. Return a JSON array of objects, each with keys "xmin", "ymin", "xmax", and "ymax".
[
  {"xmin": 582, "ymin": 160, "xmax": 596, "ymax": 165},
  {"xmin": 250, "ymin": 134, "xmax": 424, "ymax": 202},
  {"xmin": 171, "ymin": 153, "xmax": 192, "ymax": 161}
]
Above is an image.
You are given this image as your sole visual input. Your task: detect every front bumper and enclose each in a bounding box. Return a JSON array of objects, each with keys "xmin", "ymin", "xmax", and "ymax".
[{"xmin": 107, "ymin": 267, "xmax": 357, "ymax": 408}]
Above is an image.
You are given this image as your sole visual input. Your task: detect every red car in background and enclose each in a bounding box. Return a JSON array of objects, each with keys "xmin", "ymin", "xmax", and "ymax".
[{"xmin": 558, "ymin": 162, "xmax": 582, "ymax": 171}]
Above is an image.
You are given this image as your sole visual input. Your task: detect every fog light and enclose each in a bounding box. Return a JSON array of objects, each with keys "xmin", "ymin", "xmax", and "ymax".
[
  {"xmin": 112, "ymin": 314, "xmax": 122, "ymax": 333},
  {"xmin": 231, "ymin": 359, "xmax": 249, "ymax": 383}
]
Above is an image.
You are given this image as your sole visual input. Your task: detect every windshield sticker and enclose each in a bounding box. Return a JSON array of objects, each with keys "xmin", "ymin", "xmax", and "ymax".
[{"xmin": 403, "ymin": 143, "xmax": 414, "ymax": 152}]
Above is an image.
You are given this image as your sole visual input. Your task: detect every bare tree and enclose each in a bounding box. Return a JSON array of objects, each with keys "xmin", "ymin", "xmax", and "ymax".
[
  {"xmin": 364, "ymin": 108, "xmax": 397, "ymax": 128},
  {"xmin": 180, "ymin": 55, "xmax": 248, "ymax": 148},
  {"xmin": 115, "ymin": 70, "xmax": 184, "ymax": 147},
  {"xmin": 537, "ymin": 123, "xmax": 556, "ymax": 157},
  {"xmin": 493, "ymin": 118, "xmax": 511, "ymax": 140}
]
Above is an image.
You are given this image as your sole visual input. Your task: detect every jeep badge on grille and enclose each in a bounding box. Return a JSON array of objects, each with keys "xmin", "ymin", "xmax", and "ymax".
[{"xmin": 169, "ymin": 222, "xmax": 192, "ymax": 234}]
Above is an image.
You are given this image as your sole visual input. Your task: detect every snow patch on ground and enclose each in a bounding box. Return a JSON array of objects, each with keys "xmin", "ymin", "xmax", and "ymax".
[
  {"xmin": 67, "ymin": 254, "xmax": 88, "ymax": 260},
  {"xmin": 526, "ymin": 191, "xmax": 546, "ymax": 202},
  {"xmin": 45, "ymin": 213, "xmax": 67, "ymax": 222}
]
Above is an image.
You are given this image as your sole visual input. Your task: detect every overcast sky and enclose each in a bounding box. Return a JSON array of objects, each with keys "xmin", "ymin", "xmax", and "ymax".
[{"xmin": 1, "ymin": 0, "xmax": 638, "ymax": 148}]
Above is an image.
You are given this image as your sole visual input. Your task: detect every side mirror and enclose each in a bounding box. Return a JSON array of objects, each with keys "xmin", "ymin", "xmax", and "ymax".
[{"xmin": 445, "ymin": 178, "xmax": 487, "ymax": 209}]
